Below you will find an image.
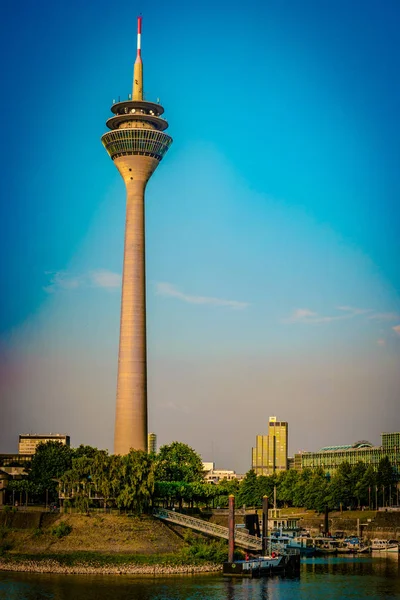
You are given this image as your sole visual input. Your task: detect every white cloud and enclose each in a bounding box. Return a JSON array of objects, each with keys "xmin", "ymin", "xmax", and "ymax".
[
  {"xmin": 393, "ymin": 325, "xmax": 400, "ymax": 335},
  {"xmin": 369, "ymin": 312, "xmax": 400, "ymax": 321},
  {"xmin": 44, "ymin": 269, "xmax": 121, "ymax": 293},
  {"xmin": 155, "ymin": 282, "xmax": 249, "ymax": 310},
  {"xmin": 284, "ymin": 306, "xmax": 371, "ymax": 324},
  {"xmin": 337, "ymin": 306, "xmax": 372, "ymax": 315},
  {"xmin": 89, "ymin": 270, "xmax": 121, "ymax": 289}
]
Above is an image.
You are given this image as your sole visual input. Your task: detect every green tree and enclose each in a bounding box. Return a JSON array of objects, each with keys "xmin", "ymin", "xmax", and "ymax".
[
  {"xmin": 277, "ymin": 469, "xmax": 298, "ymax": 507},
  {"xmin": 330, "ymin": 462, "xmax": 354, "ymax": 509},
  {"xmin": 214, "ymin": 478, "xmax": 240, "ymax": 508},
  {"xmin": 74, "ymin": 445, "xmax": 99, "ymax": 459},
  {"xmin": 155, "ymin": 442, "xmax": 204, "ymax": 483},
  {"xmin": 292, "ymin": 468, "xmax": 313, "ymax": 507},
  {"xmin": 29, "ymin": 441, "xmax": 74, "ymax": 500},
  {"xmin": 355, "ymin": 464, "xmax": 375, "ymax": 507},
  {"xmin": 90, "ymin": 451, "xmax": 121, "ymax": 509},
  {"xmin": 350, "ymin": 462, "xmax": 367, "ymax": 508},
  {"xmin": 303, "ymin": 469, "xmax": 332, "ymax": 512},
  {"xmin": 377, "ymin": 456, "xmax": 394, "ymax": 506},
  {"xmin": 61, "ymin": 454, "xmax": 96, "ymax": 512},
  {"xmin": 237, "ymin": 470, "xmax": 259, "ymax": 507},
  {"xmin": 257, "ymin": 474, "xmax": 279, "ymax": 506},
  {"xmin": 116, "ymin": 450, "xmax": 155, "ymax": 513}
]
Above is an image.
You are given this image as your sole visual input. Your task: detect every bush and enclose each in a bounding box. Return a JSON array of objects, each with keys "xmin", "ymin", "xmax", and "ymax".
[
  {"xmin": 0, "ymin": 542, "xmax": 12, "ymax": 556},
  {"xmin": 178, "ymin": 536, "xmax": 228, "ymax": 564},
  {"xmin": 52, "ymin": 521, "xmax": 72, "ymax": 539},
  {"xmin": 32, "ymin": 528, "xmax": 43, "ymax": 538}
]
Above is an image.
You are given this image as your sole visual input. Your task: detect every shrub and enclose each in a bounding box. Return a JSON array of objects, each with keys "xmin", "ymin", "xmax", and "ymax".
[
  {"xmin": 32, "ymin": 528, "xmax": 43, "ymax": 538},
  {"xmin": 0, "ymin": 542, "xmax": 12, "ymax": 556},
  {"xmin": 52, "ymin": 521, "xmax": 72, "ymax": 539}
]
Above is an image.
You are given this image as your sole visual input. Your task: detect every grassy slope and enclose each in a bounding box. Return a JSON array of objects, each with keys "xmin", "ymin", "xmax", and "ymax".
[{"xmin": 3, "ymin": 513, "xmax": 186, "ymax": 558}]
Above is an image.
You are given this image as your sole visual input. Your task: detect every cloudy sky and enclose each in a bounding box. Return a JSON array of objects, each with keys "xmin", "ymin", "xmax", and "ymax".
[{"xmin": 1, "ymin": 0, "xmax": 399, "ymax": 473}]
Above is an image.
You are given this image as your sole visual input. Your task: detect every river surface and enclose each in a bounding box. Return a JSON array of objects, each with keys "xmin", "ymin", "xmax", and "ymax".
[{"xmin": 0, "ymin": 556, "xmax": 399, "ymax": 600}]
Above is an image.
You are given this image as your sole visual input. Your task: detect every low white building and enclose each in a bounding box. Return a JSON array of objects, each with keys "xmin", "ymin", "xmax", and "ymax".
[{"xmin": 202, "ymin": 462, "xmax": 243, "ymax": 483}]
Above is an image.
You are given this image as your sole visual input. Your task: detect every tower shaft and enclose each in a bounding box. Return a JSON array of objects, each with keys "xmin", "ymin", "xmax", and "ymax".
[{"xmin": 113, "ymin": 155, "xmax": 158, "ymax": 454}]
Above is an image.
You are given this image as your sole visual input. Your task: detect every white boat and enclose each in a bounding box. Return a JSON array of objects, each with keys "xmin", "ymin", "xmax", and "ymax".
[
  {"xmin": 370, "ymin": 539, "xmax": 399, "ymax": 553},
  {"xmin": 270, "ymin": 534, "xmax": 316, "ymax": 556}
]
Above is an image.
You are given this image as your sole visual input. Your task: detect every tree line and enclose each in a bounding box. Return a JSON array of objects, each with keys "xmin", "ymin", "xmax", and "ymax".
[{"xmin": 5, "ymin": 441, "xmax": 398, "ymax": 513}]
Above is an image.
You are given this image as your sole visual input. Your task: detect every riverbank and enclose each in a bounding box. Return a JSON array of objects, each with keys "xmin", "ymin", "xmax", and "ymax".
[
  {"xmin": 0, "ymin": 512, "xmax": 227, "ymax": 575},
  {"xmin": 0, "ymin": 557, "xmax": 222, "ymax": 575}
]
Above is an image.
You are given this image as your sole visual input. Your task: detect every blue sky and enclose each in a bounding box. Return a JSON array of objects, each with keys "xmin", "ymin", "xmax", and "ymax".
[{"xmin": 1, "ymin": 0, "xmax": 399, "ymax": 472}]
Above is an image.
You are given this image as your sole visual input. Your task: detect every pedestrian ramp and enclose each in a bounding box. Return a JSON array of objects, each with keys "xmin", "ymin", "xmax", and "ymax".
[{"xmin": 153, "ymin": 507, "xmax": 265, "ymax": 551}]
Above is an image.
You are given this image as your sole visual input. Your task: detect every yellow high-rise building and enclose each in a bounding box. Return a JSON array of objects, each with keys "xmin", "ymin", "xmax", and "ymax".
[
  {"xmin": 147, "ymin": 432, "xmax": 157, "ymax": 454},
  {"xmin": 251, "ymin": 417, "xmax": 288, "ymax": 475}
]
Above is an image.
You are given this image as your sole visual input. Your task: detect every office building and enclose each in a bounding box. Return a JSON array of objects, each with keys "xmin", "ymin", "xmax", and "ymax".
[
  {"xmin": 18, "ymin": 434, "xmax": 70, "ymax": 455},
  {"xmin": 252, "ymin": 417, "xmax": 288, "ymax": 475},
  {"xmin": 102, "ymin": 17, "xmax": 172, "ymax": 454},
  {"xmin": 294, "ymin": 432, "xmax": 400, "ymax": 478}
]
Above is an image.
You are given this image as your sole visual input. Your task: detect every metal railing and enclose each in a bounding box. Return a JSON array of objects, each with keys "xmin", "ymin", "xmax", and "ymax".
[{"xmin": 153, "ymin": 507, "xmax": 283, "ymax": 552}]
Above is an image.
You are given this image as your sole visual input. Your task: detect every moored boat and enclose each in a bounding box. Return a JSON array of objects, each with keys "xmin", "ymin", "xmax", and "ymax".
[
  {"xmin": 314, "ymin": 537, "xmax": 339, "ymax": 555},
  {"xmin": 370, "ymin": 539, "xmax": 399, "ymax": 553},
  {"xmin": 270, "ymin": 534, "xmax": 316, "ymax": 557},
  {"xmin": 223, "ymin": 550, "xmax": 301, "ymax": 577}
]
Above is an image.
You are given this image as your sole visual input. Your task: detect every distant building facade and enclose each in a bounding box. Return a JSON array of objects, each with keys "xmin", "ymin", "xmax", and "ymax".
[
  {"xmin": 147, "ymin": 433, "xmax": 157, "ymax": 454},
  {"xmin": 252, "ymin": 417, "xmax": 288, "ymax": 476},
  {"xmin": 293, "ymin": 433, "xmax": 400, "ymax": 478},
  {"xmin": 18, "ymin": 434, "xmax": 70, "ymax": 455},
  {"xmin": 202, "ymin": 462, "xmax": 243, "ymax": 483}
]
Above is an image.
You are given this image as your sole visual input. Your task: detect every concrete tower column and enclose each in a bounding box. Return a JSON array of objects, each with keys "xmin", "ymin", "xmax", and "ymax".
[
  {"xmin": 102, "ymin": 17, "xmax": 172, "ymax": 455},
  {"xmin": 113, "ymin": 156, "xmax": 158, "ymax": 454}
]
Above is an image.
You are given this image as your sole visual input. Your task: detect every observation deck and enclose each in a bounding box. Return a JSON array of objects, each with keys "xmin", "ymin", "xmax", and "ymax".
[{"xmin": 102, "ymin": 99, "xmax": 172, "ymax": 162}]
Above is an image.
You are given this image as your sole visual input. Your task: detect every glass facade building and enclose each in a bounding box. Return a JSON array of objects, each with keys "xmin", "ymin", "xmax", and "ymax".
[
  {"xmin": 252, "ymin": 417, "xmax": 288, "ymax": 476},
  {"xmin": 294, "ymin": 433, "xmax": 400, "ymax": 478}
]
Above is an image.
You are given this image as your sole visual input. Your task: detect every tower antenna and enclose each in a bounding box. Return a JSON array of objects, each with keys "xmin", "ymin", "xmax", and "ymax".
[{"xmin": 133, "ymin": 16, "xmax": 143, "ymax": 100}]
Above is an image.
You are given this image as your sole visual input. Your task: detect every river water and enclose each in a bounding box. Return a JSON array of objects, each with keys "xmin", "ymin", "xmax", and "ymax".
[{"xmin": 0, "ymin": 556, "xmax": 399, "ymax": 600}]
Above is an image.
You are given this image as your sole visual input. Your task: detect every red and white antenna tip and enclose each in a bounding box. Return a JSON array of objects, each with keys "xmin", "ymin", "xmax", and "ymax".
[{"xmin": 137, "ymin": 16, "xmax": 142, "ymax": 55}]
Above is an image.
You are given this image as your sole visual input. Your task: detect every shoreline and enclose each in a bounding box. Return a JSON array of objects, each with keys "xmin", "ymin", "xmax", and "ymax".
[{"xmin": 0, "ymin": 558, "xmax": 222, "ymax": 576}]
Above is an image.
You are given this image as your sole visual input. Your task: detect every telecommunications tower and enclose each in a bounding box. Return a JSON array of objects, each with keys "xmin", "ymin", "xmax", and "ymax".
[{"xmin": 102, "ymin": 17, "xmax": 172, "ymax": 454}]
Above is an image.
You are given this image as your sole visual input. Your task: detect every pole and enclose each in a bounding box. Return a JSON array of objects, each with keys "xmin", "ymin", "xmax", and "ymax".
[
  {"xmin": 262, "ymin": 495, "xmax": 269, "ymax": 555},
  {"xmin": 274, "ymin": 486, "xmax": 277, "ymax": 510},
  {"xmin": 368, "ymin": 486, "xmax": 371, "ymax": 509},
  {"xmin": 228, "ymin": 495, "xmax": 235, "ymax": 563},
  {"xmin": 375, "ymin": 486, "xmax": 378, "ymax": 511},
  {"xmin": 382, "ymin": 485, "xmax": 385, "ymax": 508},
  {"xmin": 324, "ymin": 505, "xmax": 329, "ymax": 536}
]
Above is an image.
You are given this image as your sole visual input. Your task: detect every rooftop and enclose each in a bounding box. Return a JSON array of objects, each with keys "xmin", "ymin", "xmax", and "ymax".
[{"xmin": 318, "ymin": 441, "xmax": 374, "ymax": 452}]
